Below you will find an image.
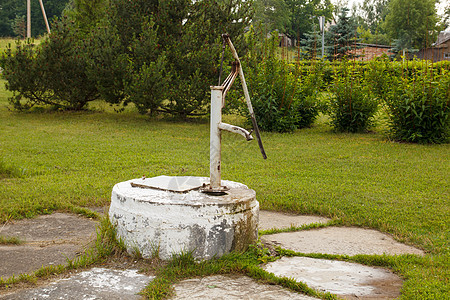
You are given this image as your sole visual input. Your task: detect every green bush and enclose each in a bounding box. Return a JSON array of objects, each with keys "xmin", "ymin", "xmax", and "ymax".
[
  {"xmin": 385, "ymin": 70, "xmax": 450, "ymax": 144},
  {"xmin": 243, "ymin": 32, "xmax": 321, "ymax": 133},
  {"xmin": 328, "ymin": 61, "xmax": 378, "ymax": 133},
  {"xmin": 0, "ymin": 40, "xmax": 48, "ymax": 110},
  {"xmin": 247, "ymin": 59, "xmax": 321, "ymax": 133},
  {"xmin": 0, "ymin": 18, "xmax": 99, "ymax": 111}
]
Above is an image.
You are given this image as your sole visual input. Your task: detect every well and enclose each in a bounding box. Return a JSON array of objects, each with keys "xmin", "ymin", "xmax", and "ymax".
[{"xmin": 109, "ymin": 176, "xmax": 258, "ymax": 260}]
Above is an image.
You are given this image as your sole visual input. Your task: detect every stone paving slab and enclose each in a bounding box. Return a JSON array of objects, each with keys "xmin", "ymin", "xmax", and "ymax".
[
  {"xmin": 0, "ymin": 211, "xmax": 420, "ymax": 299},
  {"xmin": 264, "ymin": 257, "xmax": 402, "ymax": 300},
  {"xmin": 0, "ymin": 244, "xmax": 85, "ymax": 279},
  {"xmin": 0, "ymin": 213, "xmax": 98, "ymax": 279},
  {"xmin": 171, "ymin": 274, "xmax": 320, "ymax": 300},
  {"xmin": 258, "ymin": 211, "xmax": 330, "ymax": 231},
  {"xmin": 0, "ymin": 268, "xmax": 154, "ymax": 300},
  {"xmin": 0, "ymin": 213, "xmax": 97, "ymax": 242},
  {"xmin": 261, "ymin": 226, "xmax": 424, "ymax": 256}
]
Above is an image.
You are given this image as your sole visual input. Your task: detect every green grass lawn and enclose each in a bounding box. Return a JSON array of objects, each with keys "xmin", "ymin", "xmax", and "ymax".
[
  {"xmin": 0, "ymin": 38, "xmax": 41, "ymax": 52},
  {"xmin": 0, "ymin": 78, "xmax": 449, "ymax": 298},
  {"xmin": 0, "ymin": 38, "xmax": 15, "ymax": 51}
]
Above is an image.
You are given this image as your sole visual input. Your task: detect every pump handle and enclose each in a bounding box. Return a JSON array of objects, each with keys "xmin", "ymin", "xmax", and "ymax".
[{"xmin": 222, "ymin": 34, "xmax": 267, "ymax": 159}]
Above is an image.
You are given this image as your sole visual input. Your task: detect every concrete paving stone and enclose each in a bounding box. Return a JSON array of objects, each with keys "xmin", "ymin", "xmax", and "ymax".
[
  {"xmin": 171, "ymin": 274, "xmax": 320, "ymax": 300},
  {"xmin": 0, "ymin": 268, "xmax": 154, "ymax": 300},
  {"xmin": 0, "ymin": 213, "xmax": 97, "ymax": 242},
  {"xmin": 258, "ymin": 211, "xmax": 330, "ymax": 231},
  {"xmin": 0, "ymin": 244, "xmax": 86, "ymax": 279},
  {"xmin": 264, "ymin": 257, "xmax": 402, "ymax": 300},
  {"xmin": 261, "ymin": 226, "xmax": 424, "ymax": 256},
  {"xmin": 0, "ymin": 213, "xmax": 98, "ymax": 279}
]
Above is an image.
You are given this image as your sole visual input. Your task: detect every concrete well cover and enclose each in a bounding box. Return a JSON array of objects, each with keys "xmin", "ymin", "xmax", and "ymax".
[{"xmin": 130, "ymin": 176, "xmax": 208, "ymax": 193}]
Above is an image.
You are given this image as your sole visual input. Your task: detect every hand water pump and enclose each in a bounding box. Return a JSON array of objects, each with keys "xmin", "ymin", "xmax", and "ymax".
[{"xmin": 201, "ymin": 34, "xmax": 267, "ymax": 194}]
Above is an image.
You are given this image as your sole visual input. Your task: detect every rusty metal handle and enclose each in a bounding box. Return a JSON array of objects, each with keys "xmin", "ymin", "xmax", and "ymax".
[{"xmin": 222, "ymin": 34, "xmax": 267, "ymax": 159}]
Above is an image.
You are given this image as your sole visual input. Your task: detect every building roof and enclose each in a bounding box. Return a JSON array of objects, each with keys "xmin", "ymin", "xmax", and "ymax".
[
  {"xmin": 434, "ymin": 31, "xmax": 450, "ymax": 46},
  {"xmin": 356, "ymin": 43, "xmax": 392, "ymax": 48}
]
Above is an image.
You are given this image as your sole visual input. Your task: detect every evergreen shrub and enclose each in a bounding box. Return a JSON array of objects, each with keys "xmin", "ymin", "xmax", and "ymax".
[{"xmin": 0, "ymin": 17, "xmax": 99, "ymax": 111}]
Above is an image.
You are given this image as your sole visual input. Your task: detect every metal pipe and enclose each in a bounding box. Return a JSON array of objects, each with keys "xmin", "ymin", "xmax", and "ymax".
[
  {"xmin": 218, "ymin": 123, "xmax": 253, "ymax": 141},
  {"xmin": 210, "ymin": 86, "xmax": 224, "ymax": 190}
]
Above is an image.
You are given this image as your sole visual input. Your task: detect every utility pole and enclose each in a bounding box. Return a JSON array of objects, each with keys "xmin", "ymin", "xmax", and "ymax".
[
  {"xmin": 318, "ymin": 16, "xmax": 325, "ymax": 59},
  {"xmin": 39, "ymin": 0, "xmax": 51, "ymax": 34},
  {"xmin": 27, "ymin": 0, "xmax": 31, "ymax": 38},
  {"xmin": 26, "ymin": 0, "xmax": 51, "ymax": 38}
]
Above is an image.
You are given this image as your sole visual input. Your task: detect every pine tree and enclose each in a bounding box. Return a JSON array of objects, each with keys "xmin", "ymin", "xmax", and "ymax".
[
  {"xmin": 325, "ymin": 7, "xmax": 360, "ymax": 60},
  {"xmin": 300, "ymin": 26, "xmax": 321, "ymax": 60}
]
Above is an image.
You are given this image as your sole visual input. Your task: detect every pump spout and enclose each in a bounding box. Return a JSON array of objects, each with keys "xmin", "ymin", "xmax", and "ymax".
[{"xmin": 218, "ymin": 123, "xmax": 253, "ymax": 141}]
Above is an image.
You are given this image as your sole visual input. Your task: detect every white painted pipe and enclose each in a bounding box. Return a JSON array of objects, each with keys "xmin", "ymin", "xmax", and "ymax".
[{"xmin": 210, "ymin": 86, "xmax": 224, "ymax": 190}]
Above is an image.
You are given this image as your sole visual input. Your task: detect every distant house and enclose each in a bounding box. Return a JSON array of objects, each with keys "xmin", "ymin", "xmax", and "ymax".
[
  {"xmin": 413, "ymin": 31, "xmax": 450, "ymax": 62},
  {"xmin": 353, "ymin": 43, "xmax": 394, "ymax": 61},
  {"xmin": 278, "ymin": 33, "xmax": 292, "ymax": 47},
  {"xmin": 267, "ymin": 31, "xmax": 293, "ymax": 47}
]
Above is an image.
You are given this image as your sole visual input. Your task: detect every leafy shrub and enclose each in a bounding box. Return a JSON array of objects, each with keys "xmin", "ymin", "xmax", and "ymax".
[
  {"xmin": 248, "ymin": 59, "xmax": 321, "ymax": 133},
  {"xmin": 365, "ymin": 56, "xmax": 400, "ymax": 101},
  {"xmin": 328, "ymin": 61, "xmax": 378, "ymax": 132},
  {"xmin": 385, "ymin": 70, "xmax": 450, "ymax": 143},
  {"xmin": 243, "ymin": 32, "xmax": 321, "ymax": 133}
]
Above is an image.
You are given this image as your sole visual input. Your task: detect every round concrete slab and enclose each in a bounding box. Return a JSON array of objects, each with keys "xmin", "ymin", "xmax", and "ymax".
[
  {"xmin": 261, "ymin": 227, "xmax": 424, "ymax": 256},
  {"xmin": 258, "ymin": 211, "xmax": 330, "ymax": 231},
  {"xmin": 264, "ymin": 257, "xmax": 402, "ymax": 299},
  {"xmin": 172, "ymin": 274, "xmax": 319, "ymax": 300},
  {"xmin": 0, "ymin": 268, "xmax": 153, "ymax": 300}
]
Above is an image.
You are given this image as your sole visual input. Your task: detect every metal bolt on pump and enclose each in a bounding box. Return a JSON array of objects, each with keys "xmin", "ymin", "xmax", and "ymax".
[{"xmin": 201, "ymin": 34, "xmax": 267, "ymax": 194}]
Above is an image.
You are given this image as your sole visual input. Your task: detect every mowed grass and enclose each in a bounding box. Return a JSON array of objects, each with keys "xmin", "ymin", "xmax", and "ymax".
[
  {"xmin": 0, "ymin": 38, "xmax": 41, "ymax": 52},
  {"xmin": 0, "ymin": 76, "xmax": 449, "ymax": 298},
  {"xmin": 0, "ymin": 38, "xmax": 15, "ymax": 51}
]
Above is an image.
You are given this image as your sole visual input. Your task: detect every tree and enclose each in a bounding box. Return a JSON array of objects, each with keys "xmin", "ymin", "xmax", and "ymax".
[
  {"xmin": 253, "ymin": 0, "xmax": 291, "ymax": 33},
  {"xmin": 442, "ymin": 2, "xmax": 450, "ymax": 28},
  {"xmin": 285, "ymin": 0, "xmax": 333, "ymax": 42},
  {"xmin": 11, "ymin": 15, "xmax": 27, "ymax": 39},
  {"xmin": 0, "ymin": 0, "xmax": 18, "ymax": 37},
  {"xmin": 325, "ymin": 7, "xmax": 360, "ymax": 60},
  {"xmin": 0, "ymin": 0, "xmax": 70, "ymax": 37},
  {"xmin": 82, "ymin": 0, "xmax": 253, "ymax": 117},
  {"xmin": 358, "ymin": 0, "xmax": 390, "ymax": 33},
  {"xmin": 300, "ymin": 25, "xmax": 321, "ymax": 59},
  {"xmin": 383, "ymin": 0, "xmax": 439, "ymax": 49},
  {"xmin": 64, "ymin": 0, "xmax": 108, "ymax": 34},
  {"xmin": 0, "ymin": 17, "xmax": 99, "ymax": 110}
]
